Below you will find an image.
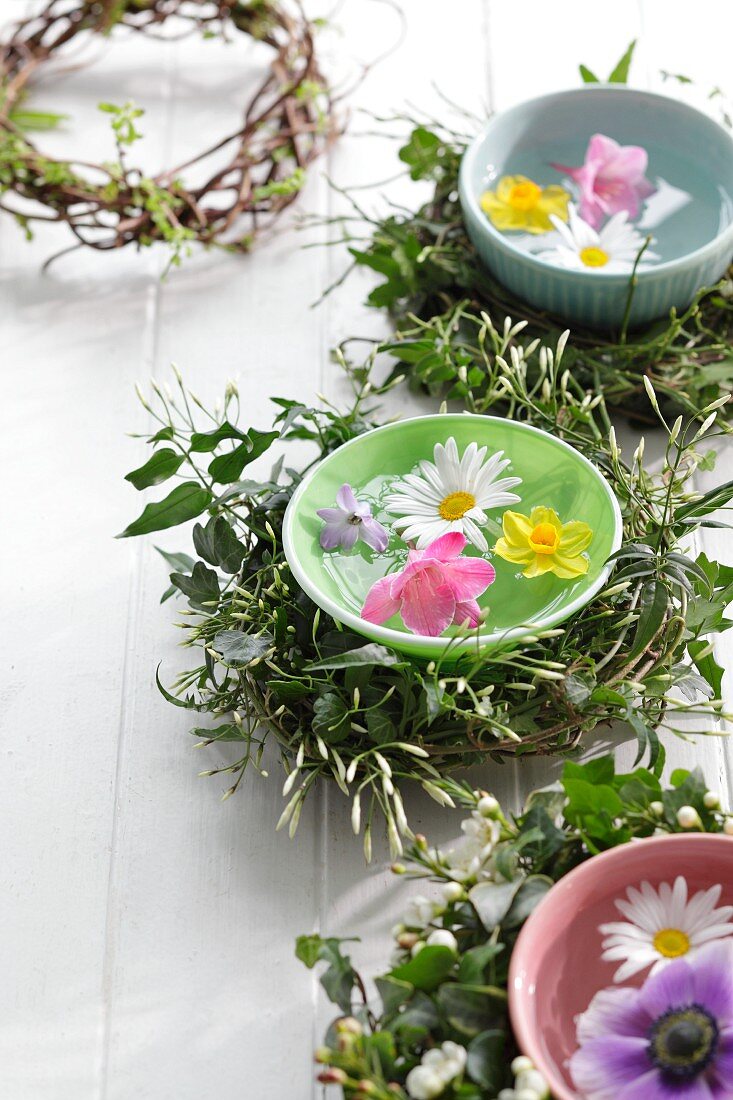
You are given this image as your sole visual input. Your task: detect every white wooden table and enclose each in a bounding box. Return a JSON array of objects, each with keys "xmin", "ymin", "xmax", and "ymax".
[{"xmin": 2, "ymin": 2, "xmax": 732, "ymax": 1096}]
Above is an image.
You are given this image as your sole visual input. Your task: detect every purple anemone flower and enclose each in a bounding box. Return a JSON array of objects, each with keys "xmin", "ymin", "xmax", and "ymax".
[
  {"xmin": 569, "ymin": 941, "xmax": 733, "ymax": 1100},
  {"xmin": 316, "ymin": 483, "xmax": 389, "ymax": 553}
]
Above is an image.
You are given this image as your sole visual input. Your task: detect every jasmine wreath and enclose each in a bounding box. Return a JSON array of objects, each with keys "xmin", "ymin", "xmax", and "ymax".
[
  {"xmin": 0, "ymin": 0, "xmax": 336, "ymax": 265},
  {"xmin": 301, "ymin": 755, "xmax": 733, "ymax": 1099},
  {"xmin": 120, "ymin": 323, "xmax": 733, "ymax": 851}
]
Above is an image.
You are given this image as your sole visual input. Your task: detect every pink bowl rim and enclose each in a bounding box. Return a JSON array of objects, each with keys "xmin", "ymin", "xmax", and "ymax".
[{"xmin": 508, "ymin": 832, "xmax": 733, "ymax": 1100}]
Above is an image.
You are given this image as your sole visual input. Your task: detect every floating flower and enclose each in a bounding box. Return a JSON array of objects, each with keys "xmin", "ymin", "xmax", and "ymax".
[
  {"xmin": 493, "ymin": 506, "xmax": 592, "ymax": 580},
  {"xmin": 406, "ymin": 1041, "xmax": 467, "ymax": 1099},
  {"xmin": 480, "ymin": 174, "xmax": 571, "ymax": 234},
  {"xmin": 552, "ymin": 133, "xmax": 656, "ymax": 230},
  {"xmin": 361, "ymin": 532, "xmax": 495, "ymax": 637},
  {"xmin": 600, "ymin": 876, "xmax": 733, "ymax": 983},
  {"xmin": 384, "ymin": 437, "xmax": 522, "ymax": 553},
  {"xmin": 570, "ymin": 941, "xmax": 733, "ymax": 1100},
  {"xmin": 316, "ymin": 483, "xmax": 388, "ymax": 552},
  {"xmin": 538, "ymin": 206, "xmax": 658, "ymax": 273}
]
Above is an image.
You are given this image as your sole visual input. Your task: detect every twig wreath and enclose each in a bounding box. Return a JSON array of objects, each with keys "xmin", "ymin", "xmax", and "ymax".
[
  {"xmin": 120, "ymin": 325, "xmax": 733, "ymax": 856},
  {"xmin": 0, "ymin": 0, "xmax": 338, "ymax": 266},
  {"xmin": 301, "ymin": 755, "xmax": 733, "ymax": 1099}
]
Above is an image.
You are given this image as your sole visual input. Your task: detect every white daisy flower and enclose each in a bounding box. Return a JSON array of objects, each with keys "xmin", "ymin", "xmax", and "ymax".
[
  {"xmin": 537, "ymin": 205, "xmax": 659, "ymax": 273},
  {"xmin": 600, "ymin": 876, "xmax": 733, "ymax": 983},
  {"xmin": 384, "ymin": 436, "xmax": 522, "ymax": 553}
]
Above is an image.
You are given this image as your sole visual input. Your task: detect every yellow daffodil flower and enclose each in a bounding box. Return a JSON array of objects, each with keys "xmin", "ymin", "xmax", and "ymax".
[
  {"xmin": 480, "ymin": 175, "xmax": 570, "ymax": 234},
  {"xmin": 493, "ymin": 506, "xmax": 593, "ymax": 579}
]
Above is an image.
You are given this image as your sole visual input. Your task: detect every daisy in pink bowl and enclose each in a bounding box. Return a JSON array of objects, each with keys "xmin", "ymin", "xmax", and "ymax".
[{"xmin": 361, "ymin": 531, "xmax": 495, "ymax": 637}]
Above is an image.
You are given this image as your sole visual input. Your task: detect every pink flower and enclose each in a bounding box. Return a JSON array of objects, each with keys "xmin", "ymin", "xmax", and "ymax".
[
  {"xmin": 361, "ymin": 532, "xmax": 495, "ymax": 637},
  {"xmin": 552, "ymin": 133, "xmax": 656, "ymax": 230}
]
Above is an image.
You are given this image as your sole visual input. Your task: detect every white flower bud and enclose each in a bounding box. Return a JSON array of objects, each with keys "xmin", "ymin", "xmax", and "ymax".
[
  {"xmin": 724, "ymin": 817, "xmax": 733, "ymax": 836},
  {"xmin": 703, "ymin": 791, "xmax": 720, "ymax": 809},
  {"xmin": 441, "ymin": 882, "xmax": 464, "ymax": 903},
  {"xmin": 405, "ymin": 1064, "xmax": 445, "ymax": 1100},
  {"xmin": 426, "ymin": 929, "xmax": 458, "ymax": 953},
  {"xmin": 677, "ymin": 805, "xmax": 700, "ymax": 829},
  {"xmin": 649, "ymin": 801, "xmax": 664, "ymax": 817},
  {"xmin": 516, "ymin": 1068, "xmax": 549, "ymax": 1095},
  {"xmin": 477, "ymin": 794, "xmax": 500, "ymax": 818},
  {"xmin": 410, "ymin": 940, "xmax": 425, "ymax": 958},
  {"xmin": 511, "ymin": 1056, "xmax": 534, "ymax": 1076}
]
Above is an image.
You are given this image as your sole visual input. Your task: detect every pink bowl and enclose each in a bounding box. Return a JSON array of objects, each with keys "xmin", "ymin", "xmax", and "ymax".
[{"xmin": 508, "ymin": 833, "xmax": 733, "ymax": 1100}]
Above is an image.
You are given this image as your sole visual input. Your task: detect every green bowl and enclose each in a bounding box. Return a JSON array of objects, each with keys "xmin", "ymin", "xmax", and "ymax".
[{"xmin": 282, "ymin": 415, "xmax": 622, "ymax": 660}]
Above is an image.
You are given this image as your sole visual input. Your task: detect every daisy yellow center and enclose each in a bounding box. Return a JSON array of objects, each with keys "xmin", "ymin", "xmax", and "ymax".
[
  {"xmin": 438, "ymin": 491, "xmax": 476, "ymax": 521},
  {"xmin": 528, "ymin": 522, "xmax": 559, "ymax": 555},
  {"xmin": 507, "ymin": 181, "xmax": 541, "ymax": 211},
  {"xmin": 579, "ymin": 246, "xmax": 610, "ymax": 268},
  {"xmin": 653, "ymin": 927, "xmax": 691, "ymax": 958}
]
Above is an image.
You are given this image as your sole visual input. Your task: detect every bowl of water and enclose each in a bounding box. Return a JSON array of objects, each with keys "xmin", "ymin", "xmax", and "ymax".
[{"xmin": 459, "ymin": 86, "xmax": 733, "ymax": 331}]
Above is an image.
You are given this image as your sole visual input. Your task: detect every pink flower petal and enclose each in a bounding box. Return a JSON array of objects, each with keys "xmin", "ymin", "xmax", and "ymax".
[
  {"xmin": 587, "ymin": 132, "xmax": 621, "ymax": 163},
  {"xmin": 399, "ymin": 569, "xmax": 456, "ymax": 636},
  {"xmin": 443, "ymin": 558, "xmax": 496, "ymax": 602},
  {"xmin": 422, "ymin": 531, "xmax": 467, "ymax": 562},
  {"xmin": 361, "ymin": 574, "xmax": 401, "ymax": 625},
  {"xmin": 452, "ymin": 599, "xmax": 481, "ymax": 628}
]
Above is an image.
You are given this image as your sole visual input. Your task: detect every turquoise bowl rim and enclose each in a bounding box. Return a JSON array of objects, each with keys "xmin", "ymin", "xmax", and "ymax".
[
  {"xmin": 458, "ymin": 84, "xmax": 733, "ymax": 286},
  {"xmin": 282, "ymin": 413, "xmax": 624, "ymax": 658}
]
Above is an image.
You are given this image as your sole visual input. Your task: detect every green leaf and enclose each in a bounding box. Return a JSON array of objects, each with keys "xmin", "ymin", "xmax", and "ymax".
[
  {"xmin": 213, "ymin": 630, "xmax": 273, "ymax": 665},
  {"xmin": 295, "ymin": 935, "xmax": 357, "ymax": 1014},
  {"xmin": 467, "ymin": 1029, "xmax": 506, "ymax": 1092},
  {"xmin": 170, "ymin": 562, "xmax": 220, "ymax": 610},
  {"xmin": 124, "ymin": 448, "xmax": 184, "ymax": 490},
  {"xmin": 688, "ymin": 640, "xmax": 725, "ymax": 697},
  {"xmin": 627, "ymin": 579, "xmax": 668, "ymax": 660},
  {"xmin": 207, "ymin": 429, "xmax": 279, "ymax": 484},
  {"xmin": 469, "ymin": 881, "xmax": 520, "ymax": 932},
  {"xmin": 436, "ymin": 983, "xmax": 506, "ymax": 1037},
  {"xmin": 608, "ymin": 39, "xmax": 636, "ymax": 83},
  {"xmin": 312, "ymin": 692, "xmax": 351, "ymax": 742},
  {"xmin": 503, "ymin": 875, "xmax": 553, "ymax": 928},
  {"xmin": 458, "ymin": 943, "xmax": 503, "ymax": 985},
  {"xmin": 305, "ymin": 643, "xmax": 405, "ymax": 670},
  {"xmin": 155, "ymin": 547, "xmax": 196, "ymax": 574},
  {"xmin": 375, "ymin": 975, "xmax": 413, "ymax": 1015},
  {"xmin": 398, "ymin": 126, "xmax": 442, "ymax": 180},
  {"xmin": 188, "ymin": 421, "xmax": 247, "ymax": 452},
  {"xmin": 117, "ymin": 482, "xmax": 212, "ymax": 537},
  {"xmin": 193, "ymin": 516, "xmax": 246, "ymax": 573},
  {"xmin": 389, "ymin": 945, "xmax": 456, "ymax": 992},
  {"xmin": 579, "ymin": 63, "xmax": 600, "ymax": 83}
]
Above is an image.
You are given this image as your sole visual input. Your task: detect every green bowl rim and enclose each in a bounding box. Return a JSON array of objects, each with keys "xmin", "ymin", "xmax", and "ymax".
[
  {"xmin": 282, "ymin": 413, "xmax": 624, "ymax": 657},
  {"xmin": 458, "ymin": 84, "xmax": 733, "ymax": 283}
]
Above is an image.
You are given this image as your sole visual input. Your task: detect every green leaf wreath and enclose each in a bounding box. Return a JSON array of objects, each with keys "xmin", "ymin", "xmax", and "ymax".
[
  {"xmin": 122, "ymin": 324, "xmax": 733, "ymax": 854},
  {"xmin": 300, "ymin": 755, "xmax": 733, "ymax": 1099}
]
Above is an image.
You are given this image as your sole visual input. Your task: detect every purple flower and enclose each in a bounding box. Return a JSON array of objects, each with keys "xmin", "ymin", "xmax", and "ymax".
[
  {"xmin": 569, "ymin": 941, "xmax": 733, "ymax": 1100},
  {"xmin": 316, "ymin": 484, "xmax": 389, "ymax": 553}
]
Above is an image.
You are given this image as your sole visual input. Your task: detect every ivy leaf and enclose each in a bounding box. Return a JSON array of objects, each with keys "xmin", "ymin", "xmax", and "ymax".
[
  {"xmin": 608, "ymin": 39, "xmax": 636, "ymax": 83},
  {"xmin": 312, "ymin": 692, "xmax": 351, "ymax": 742},
  {"xmin": 688, "ymin": 639, "xmax": 725, "ymax": 697},
  {"xmin": 124, "ymin": 447, "xmax": 184, "ymax": 489},
  {"xmin": 436, "ymin": 983, "xmax": 506, "ymax": 1037},
  {"xmin": 398, "ymin": 126, "xmax": 443, "ymax": 180},
  {"xmin": 213, "ymin": 630, "xmax": 273, "ymax": 665},
  {"xmin": 627, "ymin": 579, "xmax": 668, "ymax": 660},
  {"xmin": 117, "ymin": 482, "xmax": 212, "ymax": 537},
  {"xmin": 193, "ymin": 515, "xmax": 247, "ymax": 573},
  {"xmin": 189, "ymin": 421, "xmax": 248, "ymax": 452},
  {"xmin": 170, "ymin": 562, "xmax": 220, "ymax": 610}
]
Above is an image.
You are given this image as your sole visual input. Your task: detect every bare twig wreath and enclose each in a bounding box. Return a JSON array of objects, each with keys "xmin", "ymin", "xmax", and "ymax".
[{"xmin": 0, "ymin": 0, "xmax": 339, "ymax": 265}]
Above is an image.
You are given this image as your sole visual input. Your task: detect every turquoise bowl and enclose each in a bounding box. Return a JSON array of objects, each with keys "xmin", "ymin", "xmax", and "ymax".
[{"xmin": 458, "ymin": 86, "xmax": 733, "ymax": 331}]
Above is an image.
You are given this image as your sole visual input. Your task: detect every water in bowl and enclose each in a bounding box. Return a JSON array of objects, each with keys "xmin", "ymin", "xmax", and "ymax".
[{"xmin": 480, "ymin": 137, "xmax": 733, "ymax": 264}]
